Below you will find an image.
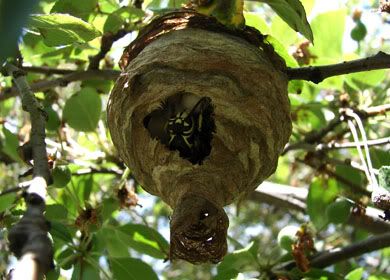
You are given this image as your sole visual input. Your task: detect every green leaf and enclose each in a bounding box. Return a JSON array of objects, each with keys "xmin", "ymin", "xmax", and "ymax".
[
  {"xmin": 51, "ymin": 0, "xmax": 98, "ymax": 20},
  {"xmin": 99, "ymin": 0, "xmax": 120, "ymax": 13},
  {"xmin": 277, "ymin": 225, "xmax": 299, "ymax": 251},
  {"xmin": 265, "ymin": 35, "xmax": 299, "ymax": 67},
  {"xmin": 335, "ymin": 165, "xmax": 364, "ymax": 191},
  {"xmin": 244, "ymin": 12, "xmax": 269, "ymax": 33},
  {"xmin": 29, "ymin": 14, "xmax": 101, "ymax": 47},
  {"xmin": 270, "ymin": 15, "xmax": 298, "ymax": 46},
  {"xmin": 0, "ymin": 193, "xmax": 16, "ymax": 212},
  {"xmin": 371, "ymin": 148, "xmax": 390, "ymax": 169},
  {"xmin": 379, "ymin": 166, "xmax": 390, "ymax": 191},
  {"xmin": 1, "ymin": 126, "xmax": 21, "ymax": 162},
  {"xmin": 72, "ymin": 259, "xmax": 101, "ymax": 280},
  {"xmin": 216, "ymin": 241, "xmax": 258, "ymax": 278},
  {"xmin": 101, "ymin": 197, "xmax": 119, "ymax": 221},
  {"xmin": 103, "ymin": 7, "xmax": 145, "ymax": 33},
  {"xmin": 326, "ymin": 199, "xmax": 352, "ymax": 225},
  {"xmin": 119, "ymin": 223, "xmax": 169, "ymax": 259},
  {"xmin": 72, "ymin": 174, "xmax": 94, "ymax": 207},
  {"xmin": 345, "ymin": 267, "xmax": 364, "ymax": 280},
  {"xmin": 46, "ymin": 269, "xmax": 60, "ymax": 280},
  {"xmin": 110, "ymin": 257, "xmax": 159, "ymax": 280},
  {"xmin": 0, "ymin": 0, "xmax": 40, "ymax": 62},
  {"xmin": 57, "ymin": 247, "xmax": 77, "ymax": 270},
  {"xmin": 45, "ymin": 204, "xmax": 68, "ymax": 220},
  {"xmin": 310, "ymin": 10, "xmax": 346, "ymax": 60},
  {"xmin": 346, "ymin": 69, "xmax": 386, "ymax": 89},
  {"xmin": 307, "ymin": 178, "xmax": 339, "ymax": 229},
  {"xmin": 97, "ymin": 228, "xmax": 132, "ymax": 258},
  {"xmin": 63, "ymin": 87, "xmax": 102, "ymax": 132},
  {"xmin": 50, "ymin": 221, "xmax": 73, "ymax": 243},
  {"xmin": 213, "ymin": 269, "xmax": 240, "ymax": 280},
  {"xmin": 44, "ymin": 106, "xmax": 61, "ymax": 131},
  {"xmin": 258, "ymin": 0, "xmax": 313, "ymax": 42},
  {"xmin": 52, "ymin": 166, "xmax": 72, "ymax": 188}
]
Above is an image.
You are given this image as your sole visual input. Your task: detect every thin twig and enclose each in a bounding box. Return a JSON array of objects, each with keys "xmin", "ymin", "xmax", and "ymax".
[
  {"xmin": 286, "ymin": 51, "xmax": 390, "ymax": 83},
  {"xmin": 88, "ymin": 29, "xmax": 130, "ymax": 70},
  {"xmin": 22, "ymin": 66, "xmax": 75, "ymax": 75},
  {"xmin": 249, "ymin": 181, "xmax": 390, "ymax": 234},
  {"xmin": 72, "ymin": 167, "xmax": 122, "ymax": 176},
  {"xmin": 0, "ymin": 186, "xmax": 27, "ymax": 197},
  {"xmin": 284, "ymin": 105, "xmax": 390, "ymax": 154},
  {"xmin": 0, "ymin": 69, "xmax": 120, "ymax": 101},
  {"xmin": 283, "ymin": 117, "xmax": 342, "ymax": 154},
  {"xmin": 318, "ymin": 137, "xmax": 390, "ymax": 151},
  {"xmin": 310, "ymin": 232, "xmax": 390, "ymax": 268}
]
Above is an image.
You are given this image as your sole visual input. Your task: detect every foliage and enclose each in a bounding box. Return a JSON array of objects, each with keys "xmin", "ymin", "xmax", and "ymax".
[{"xmin": 0, "ymin": 0, "xmax": 389, "ymax": 279}]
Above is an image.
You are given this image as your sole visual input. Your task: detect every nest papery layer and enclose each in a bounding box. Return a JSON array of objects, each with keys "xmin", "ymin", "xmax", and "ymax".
[{"xmin": 108, "ymin": 27, "xmax": 291, "ymax": 208}]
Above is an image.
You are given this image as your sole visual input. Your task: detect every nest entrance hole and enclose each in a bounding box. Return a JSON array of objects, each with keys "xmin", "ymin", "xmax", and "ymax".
[{"xmin": 143, "ymin": 92, "xmax": 215, "ymax": 164}]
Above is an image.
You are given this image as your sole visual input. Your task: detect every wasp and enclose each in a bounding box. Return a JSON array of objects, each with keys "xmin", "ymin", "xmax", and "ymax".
[{"xmin": 144, "ymin": 93, "xmax": 215, "ymax": 164}]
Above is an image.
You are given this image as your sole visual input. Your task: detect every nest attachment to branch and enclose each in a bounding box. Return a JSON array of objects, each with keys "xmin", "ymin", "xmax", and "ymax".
[{"xmin": 108, "ymin": 11, "xmax": 292, "ymax": 263}]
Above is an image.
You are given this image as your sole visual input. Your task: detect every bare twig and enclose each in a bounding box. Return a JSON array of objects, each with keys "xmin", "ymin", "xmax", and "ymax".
[
  {"xmin": 318, "ymin": 137, "xmax": 390, "ymax": 151},
  {"xmin": 298, "ymin": 157, "xmax": 371, "ymax": 196},
  {"xmin": 88, "ymin": 29, "xmax": 130, "ymax": 70},
  {"xmin": 284, "ymin": 105, "xmax": 390, "ymax": 154},
  {"xmin": 22, "ymin": 66, "xmax": 75, "ymax": 75},
  {"xmin": 283, "ymin": 117, "xmax": 342, "ymax": 154},
  {"xmin": 72, "ymin": 167, "xmax": 122, "ymax": 176},
  {"xmin": 0, "ymin": 186, "xmax": 27, "ymax": 197},
  {"xmin": 310, "ymin": 232, "xmax": 390, "ymax": 268},
  {"xmin": 0, "ymin": 69, "xmax": 120, "ymax": 101},
  {"xmin": 286, "ymin": 51, "xmax": 390, "ymax": 83}
]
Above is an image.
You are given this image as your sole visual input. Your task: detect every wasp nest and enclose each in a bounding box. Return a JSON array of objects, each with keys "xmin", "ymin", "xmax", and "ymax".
[{"xmin": 107, "ymin": 12, "xmax": 292, "ymax": 264}]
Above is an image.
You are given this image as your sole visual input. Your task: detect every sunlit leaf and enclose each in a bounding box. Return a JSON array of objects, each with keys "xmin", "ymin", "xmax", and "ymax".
[
  {"xmin": 345, "ymin": 267, "xmax": 363, "ymax": 280},
  {"xmin": 1, "ymin": 126, "xmax": 21, "ymax": 162},
  {"xmin": 257, "ymin": 0, "xmax": 313, "ymax": 42},
  {"xmin": 29, "ymin": 14, "xmax": 101, "ymax": 46},
  {"xmin": 119, "ymin": 223, "xmax": 169, "ymax": 259},
  {"xmin": 244, "ymin": 12, "xmax": 269, "ymax": 33},
  {"xmin": 310, "ymin": 10, "xmax": 346, "ymax": 59},
  {"xmin": 103, "ymin": 7, "xmax": 145, "ymax": 33},
  {"xmin": 51, "ymin": 0, "xmax": 98, "ymax": 20},
  {"xmin": 0, "ymin": 193, "xmax": 16, "ymax": 212}
]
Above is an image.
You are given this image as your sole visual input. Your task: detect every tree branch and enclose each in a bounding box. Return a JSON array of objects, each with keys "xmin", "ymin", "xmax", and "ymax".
[
  {"xmin": 88, "ymin": 29, "xmax": 130, "ymax": 70},
  {"xmin": 4, "ymin": 63, "xmax": 53, "ymax": 278},
  {"xmin": 284, "ymin": 104, "xmax": 390, "ymax": 154},
  {"xmin": 310, "ymin": 232, "xmax": 390, "ymax": 268},
  {"xmin": 286, "ymin": 51, "xmax": 390, "ymax": 83},
  {"xmin": 22, "ymin": 66, "xmax": 75, "ymax": 75},
  {"xmin": 0, "ymin": 69, "xmax": 120, "ymax": 101},
  {"xmin": 249, "ymin": 182, "xmax": 390, "ymax": 234}
]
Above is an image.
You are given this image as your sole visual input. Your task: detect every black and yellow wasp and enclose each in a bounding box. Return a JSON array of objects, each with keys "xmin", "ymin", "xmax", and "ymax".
[{"xmin": 143, "ymin": 93, "xmax": 215, "ymax": 164}]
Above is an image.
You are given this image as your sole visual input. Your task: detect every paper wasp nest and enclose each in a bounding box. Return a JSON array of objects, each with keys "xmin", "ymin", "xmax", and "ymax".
[{"xmin": 107, "ymin": 12, "xmax": 291, "ymax": 264}]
